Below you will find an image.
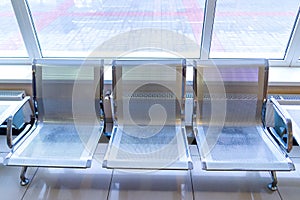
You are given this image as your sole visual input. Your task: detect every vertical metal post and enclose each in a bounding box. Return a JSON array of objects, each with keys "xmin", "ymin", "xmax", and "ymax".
[
  {"xmin": 268, "ymin": 171, "xmax": 278, "ymax": 191},
  {"xmin": 11, "ymin": 0, "xmax": 42, "ymax": 59},
  {"xmin": 200, "ymin": 0, "xmax": 217, "ymax": 59}
]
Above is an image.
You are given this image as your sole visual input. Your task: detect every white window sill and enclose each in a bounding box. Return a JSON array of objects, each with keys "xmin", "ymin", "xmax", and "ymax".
[
  {"xmin": 269, "ymin": 67, "xmax": 300, "ymax": 86},
  {"xmin": 0, "ymin": 65, "xmax": 300, "ymax": 87},
  {"xmin": 0, "ymin": 65, "xmax": 32, "ymax": 83}
]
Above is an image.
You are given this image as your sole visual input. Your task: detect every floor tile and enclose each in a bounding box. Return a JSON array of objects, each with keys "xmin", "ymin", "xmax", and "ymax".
[
  {"xmin": 0, "ymin": 164, "xmax": 37, "ymax": 200},
  {"xmin": 277, "ymin": 158, "xmax": 300, "ymax": 200},
  {"xmin": 22, "ymin": 157, "xmax": 112, "ymax": 200},
  {"xmin": 277, "ymin": 177, "xmax": 300, "ymax": 200},
  {"xmin": 191, "ymin": 156, "xmax": 281, "ymax": 200},
  {"xmin": 108, "ymin": 169, "xmax": 193, "ymax": 200}
]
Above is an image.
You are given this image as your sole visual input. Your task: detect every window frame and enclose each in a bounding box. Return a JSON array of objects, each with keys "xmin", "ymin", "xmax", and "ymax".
[{"xmin": 0, "ymin": 0, "xmax": 300, "ymax": 85}]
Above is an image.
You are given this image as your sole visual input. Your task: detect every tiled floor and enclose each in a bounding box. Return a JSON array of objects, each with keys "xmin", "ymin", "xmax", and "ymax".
[{"xmin": 1, "ymin": 137, "xmax": 300, "ymax": 200}]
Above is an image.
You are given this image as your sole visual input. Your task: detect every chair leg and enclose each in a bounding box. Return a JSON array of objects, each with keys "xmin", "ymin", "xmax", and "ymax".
[
  {"xmin": 20, "ymin": 166, "xmax": 30, "ymax": 186},
  {"xmin": 268, "ymin": 171, "xmax": 278, "ymax": 191}
]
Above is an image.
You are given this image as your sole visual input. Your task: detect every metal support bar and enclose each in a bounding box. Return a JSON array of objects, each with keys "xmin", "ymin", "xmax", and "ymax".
[
  {"xmin": 5, "ymin": 97, "xmax": 35, "ymax": 149},
  {"xmin": 200, "ymin": 0, "xmax": 217, "ymax": 59},
  {"xmin": 6, "ymin": 116, "xmax": 13, "ymax": 148},
  {"xmin": 11, "ymin": 0, "xmax": 42, "ymax": 59},
  {"xmin": 20, "ymin": 166, "xmax": 29, "ymax": 186},
  {"xmin": 105, "ymin": 90, "xmax": 115, "ymax": 123},
  {"xmin": 100, "ymin": 99, "xmax": 106, "ymax": 132},
  {"xmin": 285, "ymin": 7, "xmax": 300, "ymax": 66},
  {"xmin": 268, "ymin": 171, "xmax": 278, "ymax": 191},
  {"xmin": 32, "ymin": 62, "xmax": 38, "ymax": 119}
]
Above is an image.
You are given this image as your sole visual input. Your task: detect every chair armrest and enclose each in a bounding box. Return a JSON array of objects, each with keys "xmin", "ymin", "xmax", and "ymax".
[
  {"xmin": 269, "ymin": 97, "xmax": 293, "ymax": 152},
  {"xmin": 6, "ymin": 97, "xmax": 35, "ymax": 149}
]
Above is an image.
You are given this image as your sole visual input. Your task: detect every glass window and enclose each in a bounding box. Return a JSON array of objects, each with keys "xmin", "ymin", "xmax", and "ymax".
[
  {"xmin": 210, "ymin": 0, "xmax": 300, "ymax": 59},
  {"xmin": 0, "ymin": 1, "xmax": 28, "ymax": 57},
  {"xmin": 28, "ymin": 0, "xmax": 205, "ymax": 58}
]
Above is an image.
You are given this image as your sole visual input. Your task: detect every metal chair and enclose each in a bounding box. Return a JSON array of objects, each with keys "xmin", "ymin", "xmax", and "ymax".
[
  {"xmin": 103, "ymin": 59, "xmax": 192, "ymax": 170},
  {"xmin": 0, "ymin": 90, "xmax": 33, "ymax": 137},
  {"xmin": 4, "ymin": 59, "xmax": 105, "ymax": 185},
  {"xmin": 193, "ymin": 59, "xmax": 294, "ymax": 191},
  {"xmin": 268, "ymin": 95, "xmax": 300, "ymax": 146}
]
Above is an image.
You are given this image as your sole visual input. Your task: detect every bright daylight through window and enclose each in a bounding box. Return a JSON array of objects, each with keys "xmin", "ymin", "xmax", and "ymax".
[
  {"xmin": 28, "ymin": 0, "xmax": 205, "ymax": 58},
  {"xmin": 210, "ymin": 0, "xmax": 300, "ymax": 59},
  {"xmin": 0, "ymin": 0, "xmax": 28, "ymax": 57}
]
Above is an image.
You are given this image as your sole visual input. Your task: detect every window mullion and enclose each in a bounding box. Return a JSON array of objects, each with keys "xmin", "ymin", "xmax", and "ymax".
[
  {"xmin": 285, "ymin": 7, "xmax": 300, "ymax": 66},
  {"xmin": 11, "ymin": 0, "xmax": 42, "ymax": 60},
  {"xmin": 200, "ymin": 0, "xmax": 217, "ymax": 60}
]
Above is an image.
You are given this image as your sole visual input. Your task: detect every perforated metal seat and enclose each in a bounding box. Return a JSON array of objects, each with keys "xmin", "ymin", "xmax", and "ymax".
[
  {"xmin": 103, "ymin": 59, "xmax": 192, "ymax": 170},
  {"xmin": 193, "ymin": 59, "xmax": 294, "ymax": 190},
  {"xmin": 4, "ymin": 59, "xmax": 104, "ymax": 185}
]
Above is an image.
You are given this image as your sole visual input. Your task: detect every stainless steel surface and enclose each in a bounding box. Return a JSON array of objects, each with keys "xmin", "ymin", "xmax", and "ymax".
[
  {"xmin": 104, "ymin": 59, "xmax": 192, "ymax": 170},
  {"xmin": 0, "ymin": 90, "xmax": 25, "ymax": 101},
  {"xmin": 195, "ymin": 125, "xmax": 293, "ymax": 170},
  {"xmin": 104, "ymin": 124, "xmax": 192, "ymax": 169},
  {"xmin": 6, "ymin": 116, "xmax": 13, "ymax": 148},
  {"xmin": 276, "ymin": 99, "xmax": 300, "ymax": 145},
  {"xmin": 5, "ymin": 122, "xmax": 102, "ymax": 168},
  {"xmin": 3, "ymin": 141, "xmax": 300, "ymax": 200},
  {"xmin": 0, "ymin": 95, "xmax": 34, "ymax": 156},
  {"xmin": 0, "ymin": 97, "xmax": 31, "ymax": 126},
  {"xmin": 268, "ymin": 171, "xmax": 278, "ymax": 191},
  {"xmin": 4, "ymin": 60, "xmax": 104, "ymax": 169},
  {"xmin": 269, "ymin": 97, "xmax": 293, "ymax": 152},
  {"xmin": 285, "ymin": 108, "xmax": 300, "ymax": 126},
  {"xmin": 193, "ymin": 59, "xmax": 294, "ymax": 172},
  {"xmin": 20, "ymin": 166, "xmax": 29, "ymax": 186},
  {"xmin": 270, "ymin": 94, "xmax": 300, "ymax": 144}
]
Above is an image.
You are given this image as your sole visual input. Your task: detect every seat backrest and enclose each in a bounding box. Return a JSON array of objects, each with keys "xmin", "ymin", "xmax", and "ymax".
[
  {"xmin": 33, "ymin": 59, "xmax": 104, "ymax": 123},
  {"xmin": 194, "ymin": 59, "xmax": 268, "ymax": 127},
  {"xmin": 112, "ymin": 59, "xmax": 186, "ymax": 126}
]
